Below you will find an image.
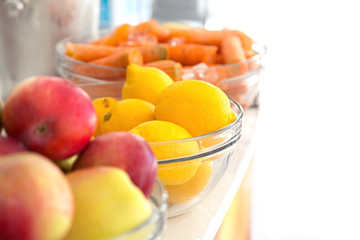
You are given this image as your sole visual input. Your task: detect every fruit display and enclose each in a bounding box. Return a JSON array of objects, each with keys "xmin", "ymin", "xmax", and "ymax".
[
  {"xmin": 90, "ymin": 64, "xmax": 243, "ymax": 217},
  {"xmin": 55, "ymin": 19, "xmax": 266, "ymax": 109},
  {"xmin": 0, "ymin": 76, "xmax": 167, "ymax": 239}
]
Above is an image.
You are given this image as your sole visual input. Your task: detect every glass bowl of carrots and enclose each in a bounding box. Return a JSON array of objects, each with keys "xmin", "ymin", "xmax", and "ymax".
[{"xmin": 55, "ymin": 19, "xmax": 266, "ymax": 109}]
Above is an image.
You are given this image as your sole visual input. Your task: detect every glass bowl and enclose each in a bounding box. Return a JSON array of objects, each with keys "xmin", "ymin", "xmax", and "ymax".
[
  {"xmin": 110, "ymin": 178, "xmax": 168, "ymax": 240},
  {"xmin": 151, "ymin": 99, "xmax": 242, "ymax": 218},
  {"xmin": 55, "ymin": 32, "xmax": 265, "ymax": 109}
]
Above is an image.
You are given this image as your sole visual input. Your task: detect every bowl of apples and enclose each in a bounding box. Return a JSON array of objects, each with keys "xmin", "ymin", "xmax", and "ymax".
[{"xmin": 0, "ymin": 76, "xmax": 168, "ymax": 239}]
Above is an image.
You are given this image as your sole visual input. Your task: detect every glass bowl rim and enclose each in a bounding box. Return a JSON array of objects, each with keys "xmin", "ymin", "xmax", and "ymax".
[
  {"xmin": 110, "ymin": 178, "xmax": 168, "ymax": 239},
  {"xmin": 153, "ymin": 98, "xmax": 243, "ymax": 164}
]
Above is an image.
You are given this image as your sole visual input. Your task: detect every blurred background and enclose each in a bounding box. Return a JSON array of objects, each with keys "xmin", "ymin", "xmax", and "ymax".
[
  {"xmin": 1, "ymin": 0, "xmax": 360, "ymax": 239},
  {"xmin": 146, "ymin": 0, "xmax": 360, "ymax": 239}
]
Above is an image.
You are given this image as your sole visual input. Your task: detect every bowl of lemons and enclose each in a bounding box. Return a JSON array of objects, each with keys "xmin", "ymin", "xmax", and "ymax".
[{"xmin": 62, "ymin": 63, "xmax": 243, "ymax": 218}]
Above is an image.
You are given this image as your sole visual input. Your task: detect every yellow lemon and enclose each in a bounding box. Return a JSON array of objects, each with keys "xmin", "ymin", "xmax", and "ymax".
[
  {"xmin": 92, "ymin": 97, "xmax": 118, "ymax": 137},
  {"xmin": 101, "ymin": 98, "xmax": 155, "ymax": 134},
  {"xmin": 155, "ymin": 79, "xmax": 237, "ymax": 137},
  {"xmin": 122, "ymin": 64, "xmax": 174, "ymax": 104},
  {"xmin": 130, "ymin": 120, "xmax": 200, "ymax": 185},
  {"xmin": 65, "ymin": 167, "xmax": 152, "ymax": 240},
  {"xmin": 166, "ymin": 161, "xmax": 213, "ymax": 204}
]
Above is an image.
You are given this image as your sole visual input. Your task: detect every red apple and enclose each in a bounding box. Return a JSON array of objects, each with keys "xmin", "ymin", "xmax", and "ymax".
[
  {"xmin": 0, "ymin": 135, "xmax": 27, "ymax": 156},
  {"xmin": 2, "ymin": 76, "xmax": 97, "ymax": 161},
  {"xmin": 0, "ymin": 152, "xmax": 74, "ymax": 240},
  {"xmin": 73, "ymin": 131, "xmax": 157, "ymax": 198}
]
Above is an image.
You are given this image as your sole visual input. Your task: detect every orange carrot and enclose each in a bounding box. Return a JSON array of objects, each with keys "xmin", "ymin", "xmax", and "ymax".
[
  {"xmin": 169, "ymin": 28, "xmax": 253, "ymax": 51},
  {"xmin": 138, "ymin": 44, "xmax": 169, "ymax": 63},
  {"xmin": 221, "ymin": 35, "xmax": 246, "ymax": 64},
  {"xmin": 182, "ymin": 64, "xmax": 237, "ymax": 86},
  {"xmin": 227, "ymin": 30, "xmax": 253, "ymax": 52},
  {"xmin": 221, "ymin": 35, "xmax": 248, "ymax": 75},
  {"xmin": 215, "ymin": 54, "xmax": 224, "ymax": 64},
  {"xmin": 144, "ymin": 60, "xmax": 183, "ymax": 81},
  {"xmin": 169, "ymin": 28, "xmax": 225, "ymax": 46},
  {"xmin": 90, "ymin": 35, "xmax": 111, "ymax": 45},
  {"xmin": 65, "ymin": 42, "xmax": 129, "ymax": 62},
  {"xmin": 103, "ymin": 24, "xmax": 134, "ymax": 46},
  {"xmin": 90, "ymin": 49, "xmax": 143, "ymax": 68},
  {"xmin": 167, "ymin": 43, "xmax": 218, "ymax": 66},
  {"xmin": 134, "ymin": 19, "xmax": 171, "ymax": 42},
  {"xmin": 121, "ymin": 33, "xmax": 158, "ymax": 47}
]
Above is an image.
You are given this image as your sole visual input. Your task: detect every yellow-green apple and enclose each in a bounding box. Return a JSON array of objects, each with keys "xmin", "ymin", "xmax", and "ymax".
[
  {"xmin": 64, "ymin": 166, "xmax": 152, "ymax": 240},
  {"xmin": 72, "ymin": 131, "xmax": 157, "ymax": 197},
  {"xmin": 0, "ymin": 135, "xmax": 27, "ymax": 156},
  {"xmin": 2, "ymin": 76, "xmax": 97, "ymax": 161},
  {"xmin": 0, "ymin": 152, "xmax": 74, "ymax": 240},
  {"xmin": 56, "ymin": 155, "xmax": 77, "ymax": 173}
]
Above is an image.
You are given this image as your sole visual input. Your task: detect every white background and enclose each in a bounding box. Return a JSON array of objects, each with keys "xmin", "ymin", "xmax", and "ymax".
[
  {"xmin": 102, "ymin": 1, "xmax": 360, "ymax": 238},
  {"xmin": 204, "ymin": 0, "xmax": 360, "ymax": 239},
  {"xmin": 206, "ymin": 0, "xmax": 360, "ymax": 239}
]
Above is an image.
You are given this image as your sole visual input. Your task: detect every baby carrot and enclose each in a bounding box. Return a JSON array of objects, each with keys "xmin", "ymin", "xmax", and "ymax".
[
  {"xmin": 144, "ymin": 60, "xmax": 183, "ymax": 81},
  {"xmin": 90, "ymin": 35, "xmax": 111, "ymax": 45},
  {"xmin": 90, "ymin": 49, "xmax": 143, "ymax": 68},
  {"xmin": 221, "ymin": 35, "xmax": 248, "ymax": 75},
  {"xmin": 215, "ymin": 54, "xmax": 224, "ymax": 64},
  {"xmin": 226, "ymin": 30, "xmax": 253, "ymax": 52},
  {"xmin": 103, "ymin": 23, "xmax": 134, "ymax": 46},
  {"xmin": 167, "ymin": 43, "xmax": 218, "ymax": 66},
  {"xmin": 138, "ymin": 44, "xmax": 169, "ymax": 63},
  {"xmin": 121, "ymin": 34, "xmax": 158, "ymax": 47},
  {"xmin": 170, "ymin": 28, "xmax": 254, "ymax": 51},
  {"xmin": 134, "ymin": 19, "xmax": 171, "ymax": 42},
  {"xmin": 221, "ymin": 34, "xmax": 246, "ymax": 64},
  {"xmin": 169, "ymin": 28, "xmax": 225, "ymax": 46},
  {"xmin": 65, "ymin": 42, "xmax": 128, "ymax": 62}
]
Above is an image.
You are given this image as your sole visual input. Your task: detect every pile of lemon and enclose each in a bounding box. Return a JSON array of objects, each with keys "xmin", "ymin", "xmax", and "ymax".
[{"xmin": 92, "ymin": 63, "xmax": 237, "ymax": 204}]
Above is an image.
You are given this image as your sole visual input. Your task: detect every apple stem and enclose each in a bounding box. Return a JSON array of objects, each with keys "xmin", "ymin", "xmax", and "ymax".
[{"xmin": 36, "ymin": 124, "xmax": 49, "ymax": 136}]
